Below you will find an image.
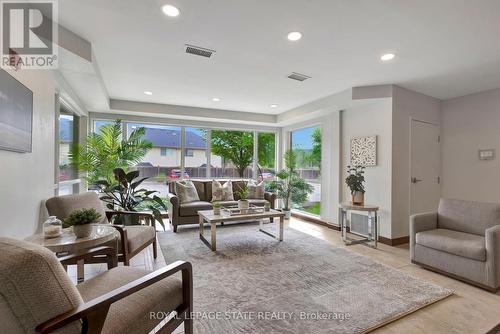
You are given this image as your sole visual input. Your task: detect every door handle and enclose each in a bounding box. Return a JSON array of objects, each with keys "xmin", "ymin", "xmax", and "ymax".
[{"xmin": 411, "ymin": 177, "xmax": 422, "ymax": 184}]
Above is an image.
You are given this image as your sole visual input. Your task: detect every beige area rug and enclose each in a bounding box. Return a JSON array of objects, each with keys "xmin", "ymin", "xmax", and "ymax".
[{"xmin": 159, "ymin": 221, "xmax": 452, "ymax": 334}]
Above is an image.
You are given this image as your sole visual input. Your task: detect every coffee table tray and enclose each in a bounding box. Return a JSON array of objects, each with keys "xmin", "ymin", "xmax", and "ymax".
[{"xmin": 221, "ymin": 207, "xmax": 265, "ymax": 216}]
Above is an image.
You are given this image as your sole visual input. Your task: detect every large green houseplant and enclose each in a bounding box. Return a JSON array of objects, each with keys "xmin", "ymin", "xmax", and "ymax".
[
  {"xmin": 96, "ymin": 168, "xmax": 168, "ymax": 230},
  {"xmin": 70, "ymin": 120, "xmax": 153, "ymax": 186},
  {"xmin": 269, "ymin": 150, "xmax": 314, "ymax": 219}
]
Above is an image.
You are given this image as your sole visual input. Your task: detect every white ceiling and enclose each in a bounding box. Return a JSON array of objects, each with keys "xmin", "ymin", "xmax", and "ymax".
[{"xmin": 59, "ymin": 0, "xmax": 500, "ymax": 114}]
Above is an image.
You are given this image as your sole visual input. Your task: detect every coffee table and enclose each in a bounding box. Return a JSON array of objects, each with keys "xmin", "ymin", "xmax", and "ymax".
[
  {"xmin": 25, "ymin": 224, "xmax": 118, "ymax": 282},
  {"xmin": 198, "ymin": 209, "xmax": 285, "ymax": 251}
]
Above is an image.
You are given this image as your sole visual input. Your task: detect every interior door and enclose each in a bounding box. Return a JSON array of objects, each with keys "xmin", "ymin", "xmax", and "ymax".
[{"xmin": 410, "ymin": 120, "xmax": 441, "ymax": 215}]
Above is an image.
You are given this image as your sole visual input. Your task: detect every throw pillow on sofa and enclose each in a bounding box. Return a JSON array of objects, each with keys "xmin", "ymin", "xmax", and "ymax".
[
  {"xmin": 212, "ymin": 180, "xmax": 234, "ymax": 201},
  {"xmin": 247, "ymin": 179, "xmax": 265, "ymax": 199},
  {"xmin": 175, "ymin": 181, "xmax": 200, "ymax": 203}
]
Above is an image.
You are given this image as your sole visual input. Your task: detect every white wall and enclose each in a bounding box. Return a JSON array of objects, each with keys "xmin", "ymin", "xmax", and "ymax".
[
  {"xmin": 341, "ymin": 99, "xmax": 393, "ymax": 238},
  {"xmin": 391, "ymin": 86, "xmax": 441, "ymax": 238},
  {"xmin": 441, "ymin": 88, "xmax": 500, "ymax": 202},
  {"xmin": 0, "ymin": 69, "xmax": 56, "ymax": 238}
]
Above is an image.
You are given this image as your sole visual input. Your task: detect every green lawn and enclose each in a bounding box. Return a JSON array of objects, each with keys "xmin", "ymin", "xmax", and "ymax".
[{"xmin": 301, "ymin": 203, "xmax": 320, "ymax": 216}]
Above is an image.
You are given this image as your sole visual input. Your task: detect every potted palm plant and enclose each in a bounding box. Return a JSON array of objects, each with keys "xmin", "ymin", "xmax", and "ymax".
[
  {"xmin": 346, "ymin": 165, "xmax": 366, "ymax": 205},
  {"xmin": 64, "ymin": 208, "xmax": 102, "ymax": 238},
  {"xmin": 269, "ymin": 150, "xmax": 314, "ymax": 219},
  {"xmin": 70, "ymin": 120, "xmax": 152, "ymax": 186}
]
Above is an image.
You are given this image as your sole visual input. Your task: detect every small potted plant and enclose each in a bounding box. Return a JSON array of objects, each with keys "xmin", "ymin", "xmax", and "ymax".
[
  {"xmin": 64, "ymin": 208, "xmax": 102, "ymax": 238},
  {"xmin": 346, "ymin": 165, "xmax": 365, "ymax": 205},
  {"xmin": 236, "ymin": 184, "xmax": 250, "ymax": 211},
  {"xmin": 213, "ymin": 201, "xmax": 222, "ymax": 215}
]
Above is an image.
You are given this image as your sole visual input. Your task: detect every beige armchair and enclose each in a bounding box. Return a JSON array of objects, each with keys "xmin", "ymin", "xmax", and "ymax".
[
  {"xmin": 0, "ymin": 238, "xmax": 193, "ymax": 334},
  {"xmin": 410, "ymin": 198, "xmax": 500, "ymax": 292},
  {"xmin": 46, "ymin": 192, "xmax": 157, "ymax": 265}
]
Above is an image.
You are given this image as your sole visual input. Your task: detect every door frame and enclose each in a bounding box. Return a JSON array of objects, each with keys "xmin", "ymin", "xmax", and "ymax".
[{"xmin": 408, "ymin": 118, "xmax": 441, "ymax": 215}]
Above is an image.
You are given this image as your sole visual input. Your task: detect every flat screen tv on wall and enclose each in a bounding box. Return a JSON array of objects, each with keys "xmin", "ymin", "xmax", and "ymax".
[{"xmin": 0, "ymin": 69, "xmax": 33, "ymax": 153}]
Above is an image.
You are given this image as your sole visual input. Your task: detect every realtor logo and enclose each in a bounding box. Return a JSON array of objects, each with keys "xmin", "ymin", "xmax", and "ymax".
[{"xmin": 1, "ymin": 0, "xmax": 58, "ymax": 69}]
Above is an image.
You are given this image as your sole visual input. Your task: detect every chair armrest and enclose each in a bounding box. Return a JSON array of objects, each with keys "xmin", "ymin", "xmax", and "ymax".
[
  {"xmin": 167, "ymin": 193, "xmax": 179, "ymax": 206},
  {"xmin": 167, "ymin": 193, "xmax": 180, "ymax": 225},
  {"xmin": 264, "ymin": 192, "xmax": 277, "ymax": 209},
  {"xmin": 410, "ymin": 212, "xmax": 437, "ymax": 236},
  {"xmin": 485, "ymin": 225, "xmax": 500, "ymax": 288},
  {"xmin": 58, "ymin": 246, "xmax": 117, "ymax": 269},
  {"xmin": 35, "ymin": 261, "xmax": 193, "ymax": 334},
  {"xmin": 409, "ymin": 212, "xmax": 437, "ymax": 260}
]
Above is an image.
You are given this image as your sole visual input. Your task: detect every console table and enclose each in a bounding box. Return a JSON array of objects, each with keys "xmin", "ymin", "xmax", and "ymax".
[{"xmin": 339, "ymin": 203, "xmax": 379, "ymax": 248}]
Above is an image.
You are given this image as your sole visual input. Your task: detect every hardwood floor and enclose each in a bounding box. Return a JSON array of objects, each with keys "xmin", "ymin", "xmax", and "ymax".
[{"xmin": 69, "ymin": 218, "xmax": 500, "ymax": 333}]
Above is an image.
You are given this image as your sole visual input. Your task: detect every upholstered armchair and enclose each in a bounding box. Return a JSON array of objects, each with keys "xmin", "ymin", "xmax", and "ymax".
[
  {"xmin": 46, "ymin": 192, "xmax": 157, "ymax": 265},
  {"xmin": 410, "ymin": 198, "xmax": 500, "ymax": 292},
  {"xmin": 0, "ymin": 238, "xmax": 192, "ymax": 334}
]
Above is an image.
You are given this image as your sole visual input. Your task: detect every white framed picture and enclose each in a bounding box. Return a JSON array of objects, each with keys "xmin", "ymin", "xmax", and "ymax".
[{"xmin": 350, "ymin": 136, "xmax": 377, "ymax": 166}]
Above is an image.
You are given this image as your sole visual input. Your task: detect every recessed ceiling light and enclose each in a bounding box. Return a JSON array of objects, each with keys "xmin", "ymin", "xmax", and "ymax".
[
  {"xmin": 162, "ymin": 4, "xmax": 180, "ymax": 17},
  {"xmin": 380, "ymin": 53, "xmax": 396, "ymax": 61},
  {"xmin": 269, "ymin": 104, "xmax": 278, "ymax": 108},
  {"xmin": 144, "ymin": 91, "xmax": 153, "ymax": 96},
  {"xmin": 287, "ymin": 31, "xmax": 302, "ymax": 41},
  {"xmin": 212, "ymin": 97, "xmax": 221, "ymax": 102}
]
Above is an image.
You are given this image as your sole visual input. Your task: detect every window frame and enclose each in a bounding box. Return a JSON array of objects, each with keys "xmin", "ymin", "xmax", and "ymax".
[
  {"xmin": 288, "ymin": 124, "xmax": 322, "ymax": 217},
  {"xmin": 56, "ymin": 100, "xmax": 82, "ymax": 196}
]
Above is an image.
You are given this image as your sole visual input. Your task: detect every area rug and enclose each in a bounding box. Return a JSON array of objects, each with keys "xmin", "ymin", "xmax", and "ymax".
[{"xmin": 159, "ymin": 222, "xmax": 452, "ymax": 334}]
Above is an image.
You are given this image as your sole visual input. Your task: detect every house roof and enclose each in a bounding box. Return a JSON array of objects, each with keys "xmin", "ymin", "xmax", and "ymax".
[{"xmin": 141, "ymin": 127, "xmax": 207, "ymax": 149}]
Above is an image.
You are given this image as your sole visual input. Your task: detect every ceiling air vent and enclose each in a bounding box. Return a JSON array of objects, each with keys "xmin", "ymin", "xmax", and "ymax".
[
  {"xmin": 287, "ymin": 72, "xmax": 311, "ymax": 82},
  {"xmin": 185, "ymin": 44, "xmax": 215, "ymax": 58}
]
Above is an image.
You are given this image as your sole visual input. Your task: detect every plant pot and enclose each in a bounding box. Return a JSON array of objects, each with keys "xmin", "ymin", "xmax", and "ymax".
[
  {"xmin": 282, "ymin": 209, "xmax": 292, "ymax": 219},
  {"xmin": 213, "ymin": 207, "xmax": 221, "ymax": 215},
  {"xmin": 352, "ymin": 191, "xmax": 365, "ymax": 206},
  {"xmin": 73, "ymin": 224, "xmax": 93, "ymax": 238},
  {"xmin": 238, "ymin": 200, "xmax": 250, "ymax": 211},
  {"xmin": 112, "ymin": 214, "xmax": 140, "ymax": 226},
  {"xmin": 264, "ymin": 202, "xmax": 271, "ymax": 212}
]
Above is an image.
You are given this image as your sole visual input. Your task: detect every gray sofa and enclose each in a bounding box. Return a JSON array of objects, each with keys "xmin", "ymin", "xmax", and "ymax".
[
  {"xmin": 167, "ymin": 180, "xmax": 277, "ymax": 232},
  {"xmin": 410, "ymin": 198, "xmax": 500, "ymax": 291}
]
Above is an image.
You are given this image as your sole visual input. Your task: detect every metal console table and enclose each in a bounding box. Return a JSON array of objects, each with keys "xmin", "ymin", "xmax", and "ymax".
[{"xmin": 339, "ymin": 203, "xmax": 379, "ymax": 248}]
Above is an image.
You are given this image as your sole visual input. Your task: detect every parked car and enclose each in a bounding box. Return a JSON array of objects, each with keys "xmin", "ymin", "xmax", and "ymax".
[
  {"xmin": 168, "ymin": 169, "xmax": 189, "ymax": 180},
  {"xmin": 259, "ymin": 172, "xmax": 274, "ymax": 181}
]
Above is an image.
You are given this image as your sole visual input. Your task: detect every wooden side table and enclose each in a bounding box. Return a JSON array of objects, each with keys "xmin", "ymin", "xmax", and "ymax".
[
  {"xmin": 339, "ymin": 203, "xmax": 379, "ymax": 248},
  {"xmin": 25, "ymin": 224, "xmax": 118, "ymax": 282}
]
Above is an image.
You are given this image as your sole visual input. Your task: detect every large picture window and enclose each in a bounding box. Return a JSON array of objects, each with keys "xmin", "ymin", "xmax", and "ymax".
[
  {"xmin": 184, "ymin": 128, "xmax": 208, "ymax": 179},
  {"xmin": 91, "ymin": 120, "xmax": 278, "ymax": 187},
  {"xmin": 291, "ymin": 126, "xmax": 321, "ymax": 216},
  {"xmin": 257, "ymin": 132, "xmax": 276, "ymax": 182},
  {"xmin": 125, "ymin": 123, "xmax": 181, "ymax": 197},
  {"xmin": 210, "ymin": 130, "xmax": 254, "ymax": 179}
]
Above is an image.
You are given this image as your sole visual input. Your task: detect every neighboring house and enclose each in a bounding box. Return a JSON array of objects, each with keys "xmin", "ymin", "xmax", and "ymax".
[{"xmin": 140, "ymin": 127, "xmax": 222, "ymax": 168}]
